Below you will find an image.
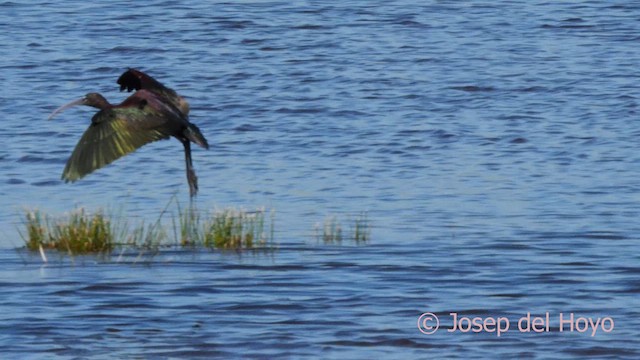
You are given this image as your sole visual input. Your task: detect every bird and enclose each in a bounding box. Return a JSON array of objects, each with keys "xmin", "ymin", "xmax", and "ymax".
[{"xmin": 48, "ymin": 68, "xmax": 209, "ymax": 197}]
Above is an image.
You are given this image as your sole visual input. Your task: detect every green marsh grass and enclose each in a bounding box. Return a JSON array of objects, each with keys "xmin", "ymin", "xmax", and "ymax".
[
  {"xmin": 23, "ymin": 208, "xmax": 113, "ymax": 255},
  {"xmin": 21, "ymin": 205, "xmax": 372, "ymax": 259},
  {"xmin": 317, "ymin": 216, "xmax": 343, "ymax": 243},
  {"xmin": 316, "ymin": 212, "xmax": 370, "ymax": 244},
  {"xmin": 203, "ymin": 208, "xmax": 273, "ymax": 250},
  {"xmin": 176, "ymin": 201, "xmax": 201, "ymax": 247},
  {"xmin": 350, "ymin": 212, "xmax": 371, "ymax": 244},
  {"xmin": 22, "ymin": 203, "xmax": 277, "ymax": 259},
  {"xmin": 177, "ymin": 205, "xmax": 275, "ymax": 250}
]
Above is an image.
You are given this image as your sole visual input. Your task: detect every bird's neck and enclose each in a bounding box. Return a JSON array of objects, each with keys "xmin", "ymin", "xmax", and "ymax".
[
  {"xmin": 89, "ymin": 95, "xmax": 113, "ymax": 110},
  {"xmin": 94, "ymin": 100, "xmax": 112, "ymax": 110}
]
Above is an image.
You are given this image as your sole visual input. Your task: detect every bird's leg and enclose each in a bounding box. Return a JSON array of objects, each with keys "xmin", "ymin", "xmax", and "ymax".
[{"xmin": 181, "ymin": 139, "xmax": 198, "ymax": 197}]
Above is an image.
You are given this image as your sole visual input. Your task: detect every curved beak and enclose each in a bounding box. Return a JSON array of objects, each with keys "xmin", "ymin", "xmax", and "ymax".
[{"xmin": 48, "ymin": 97, "xmax": 86, "ymax": 120}]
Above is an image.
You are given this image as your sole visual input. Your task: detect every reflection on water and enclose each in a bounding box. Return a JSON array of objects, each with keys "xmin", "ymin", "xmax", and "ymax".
[{"xmin": 1, "ymin": 0, "xmax": 639, "ymax": 358}]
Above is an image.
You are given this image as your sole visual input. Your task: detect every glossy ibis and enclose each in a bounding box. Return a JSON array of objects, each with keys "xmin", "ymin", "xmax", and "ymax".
[{"xmin": 48, "ymin": 69, "xmax": 209, "ymax": 197}]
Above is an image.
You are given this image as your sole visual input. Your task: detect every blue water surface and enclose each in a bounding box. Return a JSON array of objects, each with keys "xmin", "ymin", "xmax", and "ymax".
[{"xmin": 0, "ymin": 1, "xmax": 639, "ymax": 358}]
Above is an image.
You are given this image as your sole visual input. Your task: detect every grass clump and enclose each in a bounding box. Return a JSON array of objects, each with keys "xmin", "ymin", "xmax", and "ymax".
[
  {"xmin": 126, "ymin": 220, "xmax": 168, "ymax": 250},
  {"xmin": 203, "ymin": 208, "xmax": 272, "ymax": 249},
  {"xmin": 318, "ymin": 216, "xmax": 343, "ymax": 243},
  {"xmin": 23, "ymin": 208, "xmax": 113, "ymax": 254},
  {"xmin": 19, "ymin": 204, "xmax": 373, "ymax": 260},
  {"xmin": 21, "ymin": 204, "xmax": 277, "ymax": 258},
  {"xmin": 179, "ymin": 206, "xmax": 275, "ymax": 250},
  {"xmin": 316, "ymin": 212, "xmax": 370, "ymax": 244},
  {"xmin": 176, "ymin": 202, "xmax": 201, "ymax": 247},
  {"xmin": 351, "ymin": 212, "xmax": 371, "ymax": 243}
]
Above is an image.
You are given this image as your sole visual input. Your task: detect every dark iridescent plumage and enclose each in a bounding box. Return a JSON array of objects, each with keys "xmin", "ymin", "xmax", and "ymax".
[{"xmin": 49, "ymin": 69, "xmax": 209, "ymax": 197}]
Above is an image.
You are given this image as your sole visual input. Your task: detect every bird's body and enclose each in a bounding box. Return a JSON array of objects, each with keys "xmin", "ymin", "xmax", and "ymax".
[{"xmin": 49, "ymin": 69, "xmax": 209, "ymax": 197}]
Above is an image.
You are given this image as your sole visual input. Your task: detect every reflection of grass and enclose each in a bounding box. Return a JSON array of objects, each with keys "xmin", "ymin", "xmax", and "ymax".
[{"xmin": 316, "ymin": 212, "xmax": 370, "ymax": 244}]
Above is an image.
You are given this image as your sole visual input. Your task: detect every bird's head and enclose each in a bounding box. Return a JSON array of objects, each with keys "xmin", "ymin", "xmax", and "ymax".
[{"xmin": 48, "ymin": 93, "xmax": 110, "ymax": 120}]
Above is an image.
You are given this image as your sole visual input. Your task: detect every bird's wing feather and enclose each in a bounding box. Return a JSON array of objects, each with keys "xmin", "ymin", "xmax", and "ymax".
[{"xmin": 62, "ymin": 108, "xmax": 172, "ymax": 182}]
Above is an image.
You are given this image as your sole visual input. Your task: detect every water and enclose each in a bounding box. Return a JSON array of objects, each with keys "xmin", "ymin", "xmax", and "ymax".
[{"xmin": 1, "ymin": 1, "xmax": 639, "ymax": 358}]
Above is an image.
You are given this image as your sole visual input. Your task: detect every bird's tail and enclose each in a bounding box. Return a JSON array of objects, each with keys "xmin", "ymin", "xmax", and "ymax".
[{"xmin": 185, "ymin": 123, "xmax": 209, "ymax": 149}]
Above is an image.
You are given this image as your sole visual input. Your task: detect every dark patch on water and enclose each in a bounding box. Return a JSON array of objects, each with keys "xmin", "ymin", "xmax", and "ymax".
[
  {"xmin": 31, "ymin": 180, "xmax": 60, "ymax": 186},
  {"xmin": 450, "ymin": 85, "xmax": 496, "ymax": 92},
  {"xmin": 510, "ymin": 137, "xmax": 527, "ymax": 144},
  {"xmin": 233, "ymin": 123, "xmax": 260, "ymax": 132},
  {"xmin": 18, "ymin": 155, "xmax": 63, "ymax": 163}
]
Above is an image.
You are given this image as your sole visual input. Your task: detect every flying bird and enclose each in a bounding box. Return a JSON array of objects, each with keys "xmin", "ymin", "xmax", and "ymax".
[{"xmin": 48, "ymin": 69, "xmax": 209, "ymax": 197}]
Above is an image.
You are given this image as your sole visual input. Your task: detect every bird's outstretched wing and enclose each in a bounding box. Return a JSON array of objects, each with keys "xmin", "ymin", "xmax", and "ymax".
[
  {"xmin": 62, "ymin": 106, "xmax": 173, "ymax": 182},
  {"xmin": 117, "ymin": 68, "xmax": 170, "ymax": 93},
  {"xmin": 117, "ymin": 68, "xmax": 190, "ymax": 116}
]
